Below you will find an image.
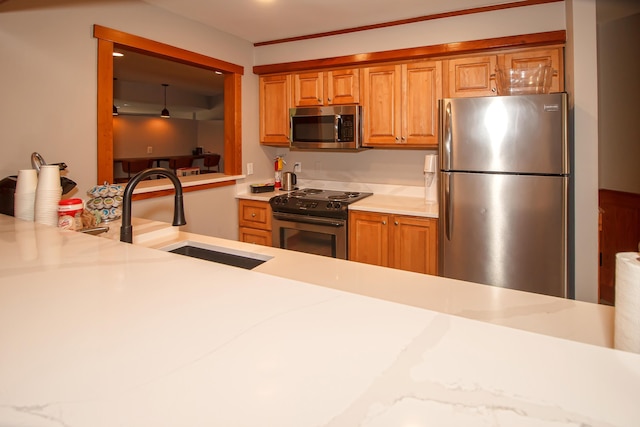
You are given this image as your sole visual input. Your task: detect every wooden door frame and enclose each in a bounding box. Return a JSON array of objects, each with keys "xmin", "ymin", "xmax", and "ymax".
[{"xmin": 93, "ymin": 25, "xmax": 243, "ymax": 184}]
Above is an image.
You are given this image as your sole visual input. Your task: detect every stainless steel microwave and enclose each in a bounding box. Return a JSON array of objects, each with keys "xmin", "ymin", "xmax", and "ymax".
[{"xmin": 289, "ymin": 105, "xmax": 364, "ymax": 150}]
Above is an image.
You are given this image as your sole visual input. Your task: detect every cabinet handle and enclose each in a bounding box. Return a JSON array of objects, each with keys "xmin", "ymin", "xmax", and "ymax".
[
  {"xmin": 318, "ymin": 98, "xmax": 322, "ymax": 103},
  {"xmin": 327, "ymin": 97, "xmax": 332, "ymax": 102},
  {"xmin": 401, "ymin": 136, "xmax": 406, "ymax": 141},
  {"xmin": 395, "ymin": 136, "xmax": 399, "ymax": 141},
  {"xmin": 382, "ymin": 220, "xmax": 386, "ymax": 225},
  {"xmin": 394, "ymin": 221, "xmax": 399, "ymax": 225}
]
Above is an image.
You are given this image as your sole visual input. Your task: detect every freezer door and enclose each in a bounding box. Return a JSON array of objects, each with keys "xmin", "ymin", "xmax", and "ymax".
[
  {"xmin": 439, "ymin": 172, "xmax": 568, "ymax": 297},
  {"xmin": 439, "ymin": 93, "xmax": 568, "ymax": 175}
]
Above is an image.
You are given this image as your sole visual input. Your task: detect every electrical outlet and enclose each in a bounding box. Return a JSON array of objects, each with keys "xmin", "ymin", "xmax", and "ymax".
[
  {"xmin": 246, "ymin": 162, "xmax": 254, "ymax": 175},
  {"xmin": 293, "ymin": 162, "xmax": 302, "ymax": 172},
  {"xmin": 147, "ymin": 146, "xmax": 153, "ymax": 154}
]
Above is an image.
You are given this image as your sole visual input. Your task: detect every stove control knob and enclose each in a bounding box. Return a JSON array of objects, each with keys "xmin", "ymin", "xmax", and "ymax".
[{"xmin": 327, "ymin": 201, "xmax": 342, "ymax": 210}]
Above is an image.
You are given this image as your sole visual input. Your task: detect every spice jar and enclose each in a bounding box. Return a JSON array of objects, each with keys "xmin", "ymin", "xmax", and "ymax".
[{"xmin": 58, "ymin": 198, "xmax": 84, "ymax": 230}]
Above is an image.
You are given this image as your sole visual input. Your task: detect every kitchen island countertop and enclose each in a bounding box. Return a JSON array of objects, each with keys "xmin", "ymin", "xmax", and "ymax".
[{"xmin": 0, "ymin": 215, "xmax": 636, "ymax": 427}]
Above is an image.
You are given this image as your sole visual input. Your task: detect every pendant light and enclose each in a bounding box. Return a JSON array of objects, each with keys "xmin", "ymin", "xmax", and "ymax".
[
  {"xmin": 112, "ymin": 77, "xmax": 119, "ymax": 115},
  {"xmin": 161, "ymin": 83, "xmax": 170, "ymax": 118}
]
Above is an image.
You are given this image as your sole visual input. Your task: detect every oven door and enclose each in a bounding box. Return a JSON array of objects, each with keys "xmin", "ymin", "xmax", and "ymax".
[{"xmin": 272, "ymin": 212, "xmax": 347, "ymax": 259}]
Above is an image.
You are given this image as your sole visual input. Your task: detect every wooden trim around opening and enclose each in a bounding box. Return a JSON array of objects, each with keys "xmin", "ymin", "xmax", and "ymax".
[
  {"xmin": 93, "ymin": 25, "xmax": 244, "ymax": 191},
  {"xmin": 253, "ymin": 30, "xmax": 566, "ymax": 75}
]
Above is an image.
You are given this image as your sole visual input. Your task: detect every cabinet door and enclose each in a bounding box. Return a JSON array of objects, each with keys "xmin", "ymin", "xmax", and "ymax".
[
  {"xmin": 239, "ymin": 227, "xmax": 272, "ymax": 246},
  {"xmin": 391, "ymin": 216, "xmax": 437, "ymax": 275},
  {"xmin": 238, "ymin": 199, "xmax": 272, "ymax": 230},
  {"xmin": 294, "ymin": 72, "xmax": 324, "ymax": 106},
  {"xmin": 403, "ymin": 61, "xmax": 441, "ymax": 147},
  {"xmin": 446, "ymin": 55, "xmax": 497, "ymax": 98},
  {"xmin": 348, "ymin": 211, "xmax": 390, "ymax": 267},
  {"xmin": 362, "ymin": 65, "xmax": 402, "ymax": 146},
  {"xmin": 503, "ymin": 47, "xmax": 563, "ymax": 93},
  {"xmin": 259, "ymin": 75, "xmax": 291, "ymax": 146},
  {"xmin": 327, "ymin": 69, "xmax": 359, "ymax": 105}
]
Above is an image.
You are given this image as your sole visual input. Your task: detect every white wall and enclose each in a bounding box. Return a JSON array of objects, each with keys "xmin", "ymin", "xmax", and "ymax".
[
  {"xmin": 565, "ymin": 0, "xmax": 599, "ymax": 302},
  {"xmin": 113, "ymin": 116, "xmax": 198, "ymax": 159},
  {"xmin": 0, "ymin": 0, "xmax": 265, "ymax": 238},
  {"xmin": 597, "ymin": 12, "xmax": 640, "ymax": 193}
]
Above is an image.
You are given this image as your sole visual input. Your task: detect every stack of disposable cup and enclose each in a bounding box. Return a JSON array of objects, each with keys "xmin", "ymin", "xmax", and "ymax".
[
  {"xmin": 34, "ymin": 165, "xmax": 62, "ymax": 227},
  {"xmin": 14, "ymin": 169, "xmax": 38, "ymax": 221}
]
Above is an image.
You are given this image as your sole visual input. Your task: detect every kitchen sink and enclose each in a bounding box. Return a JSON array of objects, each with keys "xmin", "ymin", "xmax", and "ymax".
[{"xmin": 160, "ymin": 240, "xmax": 273, "ymax": 270}]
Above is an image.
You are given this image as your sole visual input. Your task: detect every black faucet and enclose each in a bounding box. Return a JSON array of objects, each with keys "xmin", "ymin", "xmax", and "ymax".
[{"xmin": 120, "ymin": 167, "xmax": 187, "ymax": 243}]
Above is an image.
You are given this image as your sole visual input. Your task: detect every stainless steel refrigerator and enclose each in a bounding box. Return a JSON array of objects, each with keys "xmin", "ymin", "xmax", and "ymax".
[{"xmin": 438, "ymin": 93, "xmax": 570, "ymax": 298}]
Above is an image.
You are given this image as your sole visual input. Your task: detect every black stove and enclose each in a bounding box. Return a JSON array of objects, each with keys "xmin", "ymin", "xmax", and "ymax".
[{"xmin": 269, "ymin": 188, "xmax": 373, "ymax": 219}]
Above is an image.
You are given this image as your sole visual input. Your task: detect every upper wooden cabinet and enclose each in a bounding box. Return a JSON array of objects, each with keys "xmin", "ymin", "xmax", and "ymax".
[
  {"xmin": 293, "ymin": 69, "xmax": 360, "ymax": 106},
  {"xmin": 445, "ymin": 55, "xmax": 498, "ymax": 98},
  {"xmin": 259, "ymin": 74, "xmax": 291, "ymax": 146},
  {"xmin": 258, "ymin": 44, "xmax": 565, "ymax": 148},
  {"xmin": 502, "ymin": 47, "xmax": 563, "ymax": 94},
  {"xmin": 444, "ymin": 46, "xmax": 564, "ymax": 98},
  {"xmin": 362, "ymin": 60, "xmax": 441, "ymax": 148}
]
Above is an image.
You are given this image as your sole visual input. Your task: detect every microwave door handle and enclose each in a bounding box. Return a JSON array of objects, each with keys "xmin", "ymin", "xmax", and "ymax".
[{"xmin": 335, "ymin": 115, "xmax": 340, "ymax": 141}]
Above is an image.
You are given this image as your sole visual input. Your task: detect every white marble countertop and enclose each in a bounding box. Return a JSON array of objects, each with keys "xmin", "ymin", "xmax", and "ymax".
[
  {"xmin": 1, "ymin": 215, "xmax": 636, "ymax": 426},
  {"xmin": 129, "ymin": 172, "xmax": 244, "ymax": 194},
  {"xmin": 236, "ymin": 180, "xmax": 439, "ymax": 217}
]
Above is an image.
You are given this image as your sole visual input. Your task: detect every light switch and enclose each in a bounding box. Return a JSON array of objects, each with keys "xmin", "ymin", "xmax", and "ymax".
[{"xmin": 147, "ymin": 146, "xmax": 153, "ymax": 154}]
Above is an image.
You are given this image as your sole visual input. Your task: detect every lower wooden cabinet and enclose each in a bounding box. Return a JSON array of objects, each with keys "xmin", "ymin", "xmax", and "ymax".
[
  {"xmin": 349, "ymin": 211, "xmax": 438, "ymax": 275},
  {"xmin": 238, "ymin": 199, "xmax": 272, "ymax": 246}
]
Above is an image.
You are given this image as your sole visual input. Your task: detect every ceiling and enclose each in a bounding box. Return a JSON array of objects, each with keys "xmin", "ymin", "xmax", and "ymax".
[{"xmin": 140, "ymin": 0, "xmax": 524, "ymax": 44}]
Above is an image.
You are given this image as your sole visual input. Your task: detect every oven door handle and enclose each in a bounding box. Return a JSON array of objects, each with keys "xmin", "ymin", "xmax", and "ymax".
[{"xmin": 273, "ymin": 212, "xmax": 345, "ymax": 227}]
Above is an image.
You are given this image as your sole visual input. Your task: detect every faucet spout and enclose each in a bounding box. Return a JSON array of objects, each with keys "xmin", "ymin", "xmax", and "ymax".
[{"xmin": 120, "ymin": 167, "xmax": 187, "ymax": 243}]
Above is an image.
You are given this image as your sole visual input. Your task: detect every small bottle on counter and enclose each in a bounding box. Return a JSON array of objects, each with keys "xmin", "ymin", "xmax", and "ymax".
[{"xmin": 58, "ymin": 198, "xmax": 84, "ymax": 231}]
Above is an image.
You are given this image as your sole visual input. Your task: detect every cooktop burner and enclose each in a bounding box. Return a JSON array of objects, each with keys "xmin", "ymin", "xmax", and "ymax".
[{"xmin": 269, "ymin": 188, "xmax": 373, "ymax": 219}]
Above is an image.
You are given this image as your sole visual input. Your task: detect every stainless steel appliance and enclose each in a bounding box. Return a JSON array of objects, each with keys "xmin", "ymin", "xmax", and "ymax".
[
  {"xmin": 438, "ymin": 93, "xmax": 570, "ymax": 298},
  {"xmin": 270, "ymin": 188, "xmax": 372, "ymax": 259},
  {"xmin": 289, "ymin": 105, "xmax": 364, "ymax": 150},
  {"xmin": 282, "ymin": 172, "xmax": 297, "ymax": 191}
]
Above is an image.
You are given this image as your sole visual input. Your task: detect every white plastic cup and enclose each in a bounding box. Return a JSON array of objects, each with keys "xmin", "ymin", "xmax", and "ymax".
[
  {"xmin": 14, "ymin": 192, "xmax": 36, "ymax": 221},
  {"xmin": 35, "ymin": 186, "xmax": 62, "ymax": 227},
  {"xmin": 36, "ymin": 165, "xmax": 61, "ymax": 190},
  {"xmin": 15, "ymin": 169, "xmax": 38, "ymax": 194}
]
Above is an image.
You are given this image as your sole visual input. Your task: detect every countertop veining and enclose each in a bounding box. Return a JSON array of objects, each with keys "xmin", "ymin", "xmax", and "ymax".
[{"xmin": 0, "ymin": 215, "xmax": 635, "ymax": 427}]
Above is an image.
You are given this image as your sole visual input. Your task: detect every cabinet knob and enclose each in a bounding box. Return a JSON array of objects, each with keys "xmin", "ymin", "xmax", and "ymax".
[
  {"xmin": 394, "ymin": 221, "xmax": 399, "ymax": 225},
  {"xmin": 318, "ymin": 98, "xmax": 322, "ymax": 103},
  {"xmin": 395, "ymin": 136, "xmax": 399, "ymax": 141},
  {"xmin": 327, "ymin": 97, "xmax": 332, "ymax": 102},
  {"xmin": 251, "ymin": 213, "xmax": 256, "ymax": 217},
  {"xmin": 401, "ymin": 137, "xmax": 406, "ymax": 141},
  {"xmin": 382, "ymin": 220, "xmax": 386, "ymax": 225}
]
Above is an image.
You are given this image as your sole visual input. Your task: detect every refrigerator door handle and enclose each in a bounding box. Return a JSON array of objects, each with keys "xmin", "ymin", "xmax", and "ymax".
[
  {"xmin": 444, "ymin": 172, "xmax": 452, "ymax": 241},
  {"xmin": 443, "ymin": 102, "xmax": 452, "ymax": 170}
]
